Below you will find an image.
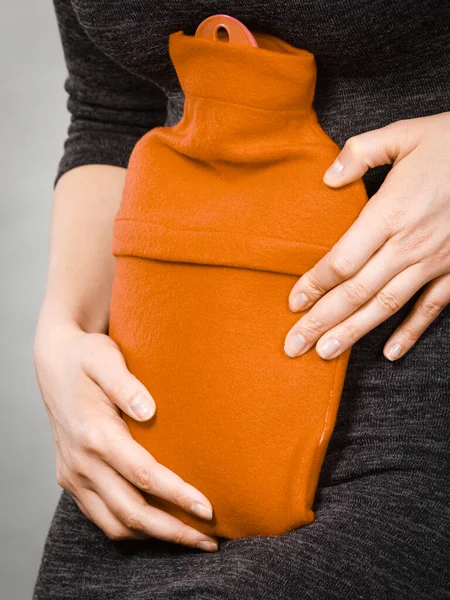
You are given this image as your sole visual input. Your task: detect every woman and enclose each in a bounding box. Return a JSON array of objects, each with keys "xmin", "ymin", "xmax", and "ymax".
[{"xmin": 33, "ymin": 0, "xmax": 450, "ymax": 598}]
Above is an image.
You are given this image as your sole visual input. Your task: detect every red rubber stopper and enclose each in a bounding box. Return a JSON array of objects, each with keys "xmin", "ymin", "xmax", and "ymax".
[{"xmin": 195, "ymin": 14, "xmax": 258, "ymax": 47}]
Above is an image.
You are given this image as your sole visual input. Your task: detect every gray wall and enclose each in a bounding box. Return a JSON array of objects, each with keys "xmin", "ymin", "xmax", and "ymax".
[{"xmin": 0, "ymin": 2, "xmax": 69, "ymax": 598}]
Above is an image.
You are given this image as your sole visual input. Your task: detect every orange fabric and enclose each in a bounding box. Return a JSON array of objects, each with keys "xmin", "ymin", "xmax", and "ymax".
[{"xmin": 109, "ymin": 27, "xmax": 368, "ymax": 539}]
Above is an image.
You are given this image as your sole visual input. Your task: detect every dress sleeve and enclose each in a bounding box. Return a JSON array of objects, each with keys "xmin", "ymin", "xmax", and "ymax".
[{"xmin": 53, "ymin": 0, "xmax": 168, "ymax": 185}]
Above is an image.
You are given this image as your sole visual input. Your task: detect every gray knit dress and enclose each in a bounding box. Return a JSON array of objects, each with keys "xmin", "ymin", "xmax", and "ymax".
[{"xmin": 34, "ymin": 1, "xmax": 450, "ymax": 598}]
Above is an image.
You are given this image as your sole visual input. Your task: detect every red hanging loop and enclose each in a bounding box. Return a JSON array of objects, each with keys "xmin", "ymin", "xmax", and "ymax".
[{"xmin": 195, "ymin": 14, "xmax": 258, "ymax": 47}]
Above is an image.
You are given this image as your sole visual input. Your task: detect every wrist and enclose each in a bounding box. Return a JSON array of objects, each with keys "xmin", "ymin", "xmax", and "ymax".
[
  {"xmin": 38, "ymin": 293, "xmax": 110, "ymax": 335},
  {"xmin": 33, "ymin": 298, "xmax": 108, "ymax": 368},
  {"xmin": 34, "ymin": 302, "xmax": 83, "ymax": 343}
]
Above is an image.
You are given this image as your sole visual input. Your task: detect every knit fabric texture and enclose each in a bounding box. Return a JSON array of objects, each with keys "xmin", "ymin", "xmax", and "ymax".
[{"xmin": 34, "ymin": 0, "xmax": 450, "ymax": 597}]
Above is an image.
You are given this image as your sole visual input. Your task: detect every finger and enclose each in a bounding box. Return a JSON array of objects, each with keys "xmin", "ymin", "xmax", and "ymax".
[
  {"xmin": 313, "ymin": 264, "xmax": 431, "ymax": 360},
  {"xmin": 383, "ymin": 274, "xmax": 450, "ymax": 361},
  {"xmin": 289, "ymin": 203, "xmax": 391, "ymax": 312},
  {"xmin": 95, "ymin": 467, "xmax": 218, "ymax": 551},
  {"xmin": 103, "ymin": 433, "xmax": 214, "ymax": 521},
  {"xmin": 323, "ymin": 120, "xmax": 417, "ymax": 188},
  {"xmin": 285, "ymin": 242, "xmax": 411, "ymax": 357},
  {"xmin": 81, "ymin": 333, "xmax": 156, "ymax": 422},
  {"xmin": 75, "ymin": 489, "xmax": 148, "ymax": 541}
]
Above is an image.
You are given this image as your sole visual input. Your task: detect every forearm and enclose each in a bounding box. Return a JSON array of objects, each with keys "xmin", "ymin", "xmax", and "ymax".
[{"xmin": 39, "ymin": 164, "xmax": 126, "ymax": 334}]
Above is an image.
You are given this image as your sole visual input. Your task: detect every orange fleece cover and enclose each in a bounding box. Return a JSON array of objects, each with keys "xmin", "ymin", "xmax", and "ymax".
[{"xmin": 109, "ymin": 27, "xmax": 368, "ymax": 539}]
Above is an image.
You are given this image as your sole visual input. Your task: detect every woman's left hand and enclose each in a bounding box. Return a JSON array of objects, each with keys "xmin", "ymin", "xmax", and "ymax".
[{"xmin": 284, "ymin": 112, "xmax": 450, "ymax": 362}]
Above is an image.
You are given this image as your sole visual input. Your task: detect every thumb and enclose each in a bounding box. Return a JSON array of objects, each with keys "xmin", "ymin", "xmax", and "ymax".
[
  {"xmin": 323, "ymin": 120, "xmax": 414, "ymax": 188},
  {"xmin": 81, "ymin": 333, "xmax": 156, "ymax": 422}
]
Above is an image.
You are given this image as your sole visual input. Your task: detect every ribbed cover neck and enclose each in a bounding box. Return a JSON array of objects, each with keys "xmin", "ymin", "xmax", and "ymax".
[{"xmin": 168, "ymin": 30, "xmax": 317, "ymax": 112}]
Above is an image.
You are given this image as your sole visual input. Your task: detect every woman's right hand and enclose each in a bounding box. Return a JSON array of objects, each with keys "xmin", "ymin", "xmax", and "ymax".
[{"xmin": 34, "ymin": 318, "xmax": 218, "ymax": 551}]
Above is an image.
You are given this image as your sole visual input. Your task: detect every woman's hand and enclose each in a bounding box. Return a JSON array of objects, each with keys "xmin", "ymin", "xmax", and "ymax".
[
  {"xmin": 34, "ymin": 317, "xmax": 218, "ymax": 552},
  {"xmin": 285, "ymin": 112, "xmax": 450, "ymax": 361}
]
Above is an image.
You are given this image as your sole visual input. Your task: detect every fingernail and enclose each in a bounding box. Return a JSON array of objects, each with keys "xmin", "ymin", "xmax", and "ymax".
[
  {"xmin": 197, "ymin": 540, "xmax": 219, "ymax": 552},
  {"xmin": 386, "ymin": 343, "xmax": 402, "ymax": 361},
  {"xmin": 284, "ymin": 332, "xmax": 307, "ymax": 357},
  {"xmin": 290, "ymin": 292, "xmax": 309, "ymax": 312},
  {"xmin": 324, "ymin": 159, "xmax": 344, "ymax": 182},
  {"xmin": 190, "ymin": 503, "xmax": 213, "ymax": 520},
  {"xmin": 130, "ymin": 394, "xmax": 155, "ymax": 420},
  {"xmin": 317, "ymin": 337, "xmax": 341, "ymax": 359}
]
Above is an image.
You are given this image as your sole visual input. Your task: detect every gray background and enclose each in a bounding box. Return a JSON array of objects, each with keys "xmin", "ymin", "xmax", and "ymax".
[{"xmin": 1, "ymin": 2, "xmax": 68, "ymax": 598}]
